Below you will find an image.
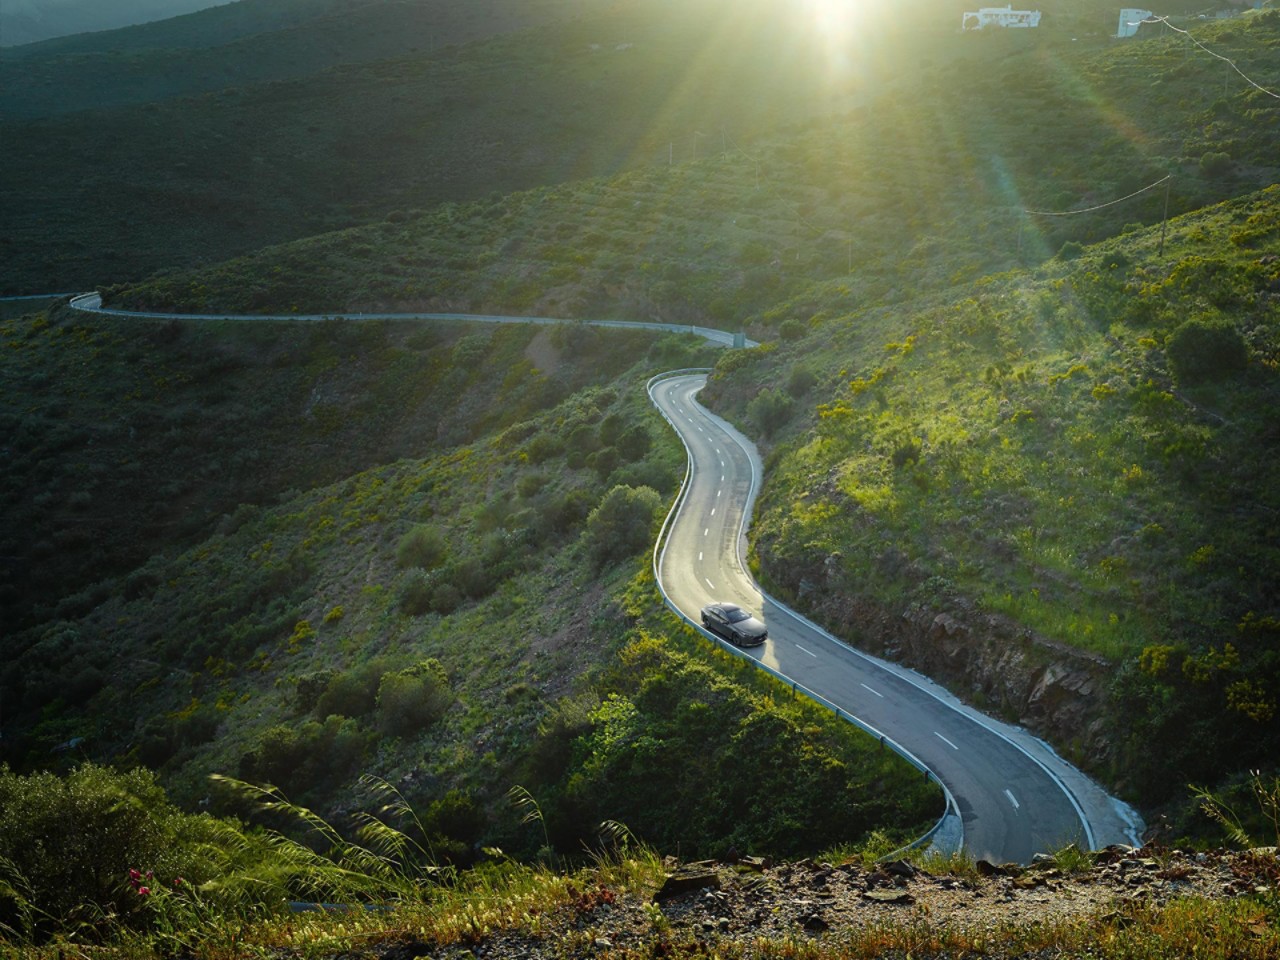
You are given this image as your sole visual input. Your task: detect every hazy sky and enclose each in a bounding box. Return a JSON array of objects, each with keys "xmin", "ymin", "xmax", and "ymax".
[{"xmin": 1, "ymin": 0, "xmax": 232, "ymax": 47}]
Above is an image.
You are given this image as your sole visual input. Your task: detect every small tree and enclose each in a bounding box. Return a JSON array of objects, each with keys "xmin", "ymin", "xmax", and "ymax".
[{"xmin": 584, "ymin": 485, "xmax": 662, "ymax": 569}]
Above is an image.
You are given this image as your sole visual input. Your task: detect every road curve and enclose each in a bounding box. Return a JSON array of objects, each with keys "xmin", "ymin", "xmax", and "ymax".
[
  {"xmin": 52, "ymin": 291, "xmax": 1142, "ymax": 860},
  {"xmin": 649, "ymin": 372, "xmax": 1143, "ymax": 864}
]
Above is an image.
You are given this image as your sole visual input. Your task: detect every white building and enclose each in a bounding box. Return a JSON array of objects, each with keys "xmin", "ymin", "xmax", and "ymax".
[
  {"xmin": 1117, "ymin": 8, "xmax": 1153, "ymax": 38},
  {"xmin": 962, "ymin": 5, "xmax": 1042, "ymax": 30}
]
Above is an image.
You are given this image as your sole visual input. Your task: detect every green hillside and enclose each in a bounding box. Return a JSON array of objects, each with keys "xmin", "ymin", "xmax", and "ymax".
[
  {"xmin": 707, "ymin": 186, "xmax": 1280, "ymax": 803},
  {"xmin": 4, "ymin": 0, "xmax": 1187, "ymax": 294},
  {"xmin": 0, "ymin": 305, "xmax": 938, "ymax": 872},
  {"xmin": 99, "ymin": 11, "xmax": 1280, "ymax": 806},
  {"xmin": 108, "ymin": 13, "xmax": 1280, "ymax": 329}
]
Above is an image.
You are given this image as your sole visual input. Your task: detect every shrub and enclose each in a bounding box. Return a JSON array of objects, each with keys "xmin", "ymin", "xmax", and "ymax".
[
  {"xmin": 584, "ymin": 485, "xmax": 662, "ymax": 569},
  {"xmin": 376, "ymin": 659, "xmax": 453, "ymax": 738},
  {"xmin": 1166, "ymin": 318, "xmax": 1247, "ymax": 384},
  {"xmin": 313, "ymin": 658, "xmax": 392, "ymax": 718},
  {"xmin": 616, "ymin": 425, "xmax": 651, "ymax": 462},
  {"xmin": 399, "ymin": 570, "xmax": 435, "ymax": 615},
  {"xmin": 1058, "ymin": 240, "xmax": 1085, "ymax": 260},
  {"xmin": 779, "ymin": 318, "xmax": 806, "ymax": 341},
  {"xmin": 747, "ymin": 387, "xmax": 794, "ymax": 437},
  {"xmin": 396, "ymin": 525, "xmax": 447, "ymax": 570},
  {"xmin": 1199, "ymin": 150, "xmax": 1232, "ymax": 178},
  {"xmin": 0, "ymin": 764, "xmax": 238, "ymax": 940},
  {"xmin": 787, "ymin": 366, "xmax": 816, "ymax": 397}
]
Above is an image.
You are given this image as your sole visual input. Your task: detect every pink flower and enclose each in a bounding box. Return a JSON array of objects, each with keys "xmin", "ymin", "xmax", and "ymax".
[
  {"xmin": 174, "ymin": 877, "xmax": 183, "ymax": 887},
  {"xmin": 138, "ymin": 887, "xmax": 150, "ymax": 896},
  {"xmin": 129, "ymin": 869, "xmax": 141, "ymax": 882},
  {"xmin": 145, "ymin": 870, "xmax": 154, "ymax": 880}
]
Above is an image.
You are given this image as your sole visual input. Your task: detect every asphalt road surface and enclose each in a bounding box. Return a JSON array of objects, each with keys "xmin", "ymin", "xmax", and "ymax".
[{"xmin": 650, "ymin": 372, "xmax": 1142, "ymax": 864}]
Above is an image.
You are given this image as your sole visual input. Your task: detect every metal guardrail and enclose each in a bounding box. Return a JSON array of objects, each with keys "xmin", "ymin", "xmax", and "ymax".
[
  {"xmin": 646, "ymin": 370, "xmax": 960, "ymax": 857},
  {"xmin": 65, "ymin": 293, "xmax": 760, "ymax": 348}
]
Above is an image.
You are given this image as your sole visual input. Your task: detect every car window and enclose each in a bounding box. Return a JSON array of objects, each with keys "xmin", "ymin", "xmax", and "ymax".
[{"xmin": 726, "ymin": 609, "xmax": 751, "ymax": 622}]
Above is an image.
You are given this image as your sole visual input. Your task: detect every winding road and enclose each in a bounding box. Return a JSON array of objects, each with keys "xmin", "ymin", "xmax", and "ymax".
[
  {"xmin": 49, "ymin": 292, "xmax": 1143, "ymax": 862},
  {"xmin": 648, "ymin": 372, "xmax": 1143, "ymax": 863}
]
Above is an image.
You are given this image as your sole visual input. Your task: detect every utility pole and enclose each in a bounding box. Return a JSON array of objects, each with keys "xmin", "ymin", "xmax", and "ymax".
[
  {"xmin": 1158, "ymin": 178, "xmax": 1172, "ymax": 257},
  {"xmin": 669, "ymin": 142, "xmax": 673, "ymax": 166}
]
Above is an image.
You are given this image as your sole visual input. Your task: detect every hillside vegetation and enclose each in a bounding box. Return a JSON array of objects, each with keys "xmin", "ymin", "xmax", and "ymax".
[
  {"xmin": 102, "ymin": 12, "xmax": 1280, "ymax": 809},
  {"xmin": 109, "ymin": 13, "xmax": 1280, "ymax": 332},
  {"xmin": 1, "ymin": 305, "xmax": 939, "ymax": 876},
  {"xmin": 4, "ymin": 0, "xmax": 1209, "ymax": 294},
  {"xmin": 705, "ymin": 186, "xmax": 1280, "ymax": 805}
]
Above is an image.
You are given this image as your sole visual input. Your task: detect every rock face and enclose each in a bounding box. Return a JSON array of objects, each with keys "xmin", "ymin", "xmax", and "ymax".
[{"xmin": 798, "ymin": 590, "xmax": 1114, "ymax": 773}]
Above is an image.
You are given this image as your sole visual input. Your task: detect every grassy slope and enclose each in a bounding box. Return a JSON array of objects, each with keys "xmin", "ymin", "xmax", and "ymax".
[
  {"xmin": 0, "ymin": 309, "xmax": 939, "ymax": 859},
  {"xmin": 108, "ymin": 15, "xmax": 1280, "ymax": 330}
]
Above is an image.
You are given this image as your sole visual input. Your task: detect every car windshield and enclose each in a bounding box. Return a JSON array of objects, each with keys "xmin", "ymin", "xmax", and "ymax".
[{"xmin": 726, "ymin": 608, "xmax": 751, "ymax": 622}]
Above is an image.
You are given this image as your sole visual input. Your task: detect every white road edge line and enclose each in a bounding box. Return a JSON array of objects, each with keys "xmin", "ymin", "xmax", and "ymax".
[
  {"xmin": 795, "ymin": 643, "xmax": 817, "ymax": 658},
  {"xmin": 860, "ymin": 683, "xmax": 884, "ymax": 699},
  {"xmin": 935, "ymin": 732, "xmax": 960, "ymax": 750},
  {"xmin": 1005, "ymin": 789, "xmax": 1020, "ymax": 811}
]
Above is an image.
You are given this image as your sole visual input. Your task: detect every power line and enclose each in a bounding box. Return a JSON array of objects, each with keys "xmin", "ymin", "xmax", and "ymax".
[
  {"xmin": 1023, "ymin": 175, "xmax": 1172, "ymax": 217},
  {"xmin": 1143, "ymin": 14, "xmax": 1280, "ymax": 99}
]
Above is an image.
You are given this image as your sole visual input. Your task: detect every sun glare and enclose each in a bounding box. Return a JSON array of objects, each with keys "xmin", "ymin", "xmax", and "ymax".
[
  {"xmin": 806, "ymin": 0, "xmax": 861, "ymax": 38},
  {"xmin": 799, "ymin": 0, "xmax": 872, "ymax": 80}
]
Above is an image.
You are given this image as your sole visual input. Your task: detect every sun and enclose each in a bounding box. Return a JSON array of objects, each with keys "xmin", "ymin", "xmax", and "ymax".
[
  {"xmin": 797, "ymin": 0, "xmax": 874, "ymax": 81},
  {"xmin": 804, "ymin": 0, "xmax": 861, "ymax": 39}
]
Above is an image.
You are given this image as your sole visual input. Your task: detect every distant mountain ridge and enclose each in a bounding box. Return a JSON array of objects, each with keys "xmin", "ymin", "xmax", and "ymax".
[
  {"xmin": 0, "ymin": 0, "xmax": 605, "ymax": 117},
  {"xmin": 0, "ymin": 0, "xmax": 229, "ymax": 48}
]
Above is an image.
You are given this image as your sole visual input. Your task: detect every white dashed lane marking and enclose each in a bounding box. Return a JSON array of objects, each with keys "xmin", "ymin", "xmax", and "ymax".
[
  {"xmin": 1005, "ymin": 789, "xmax": 1020, "ymax": 811},
  {"xmin": 705, "ymin": 578, "xmax": 715, "ymax": 590},
  {"xmin": 934, "ymin": 732, "xmax": 960, "ymax": 750},
  {"xmin": 860, "ymin": 683, "xmax": 884, "ymax": 699},
  {"xmin": 795, "ymin": 644, "xmax": 817, "ymax": 658}
]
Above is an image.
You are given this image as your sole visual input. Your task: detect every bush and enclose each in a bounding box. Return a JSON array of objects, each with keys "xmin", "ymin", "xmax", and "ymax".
[
  {"xmin": 1166, "ymin": 318, "xmax": 1247, "ymax": 384},
  {"xmin": 778, "ymin": 318, "xmax": 806, "ymax": 341},
  {"xmin": 314, "ymin": 658, "xmax": 392, "ymax": 718},
  {"xmin": 0, "ymin": 764, "xmax": 237, "ymax": 940},
  {"xmin": 396, "ymin": 525, "xmax": 447, "ymax": 570},
  {"xmin": 1199, "ymin": 150, "xmax": 1232, "ymax": 178},
  {"xmin": 747, "ymin": 387, "xmax": 794, "ymax": 437},
  {"xmin": 399, "ymin": 570, "xmax": 435, "ymax": 615},
  {"xmin": 1058, "ymin": 240, "xmax": 1085, "ymax": 260},
  {"xmin": 376, "ymin": 660, "xmax": 453, "ymax": 738},
  {"xmin": 584, "ymin": 485, "xmax": 663, "ymax": 569},
  {"xmin": 787, "ymin": 366, "xmax": 816, "ymax": 397}
]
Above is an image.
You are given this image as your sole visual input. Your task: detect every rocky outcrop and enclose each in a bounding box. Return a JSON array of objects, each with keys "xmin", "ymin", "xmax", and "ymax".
[{"xmin": 797, "ymin": 589, "xmax": 1114, "ymax": 773}]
